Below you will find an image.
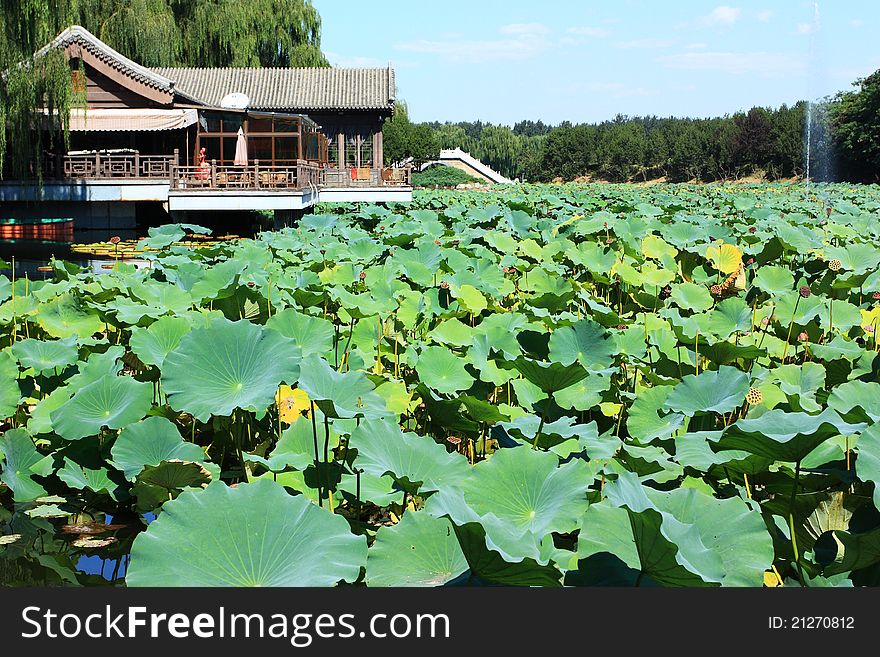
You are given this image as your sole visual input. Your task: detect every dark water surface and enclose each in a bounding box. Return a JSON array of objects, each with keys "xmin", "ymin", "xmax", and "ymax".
[{"xmin": 0, "ymin": 229, "xmax": 144, "ymax": 279}]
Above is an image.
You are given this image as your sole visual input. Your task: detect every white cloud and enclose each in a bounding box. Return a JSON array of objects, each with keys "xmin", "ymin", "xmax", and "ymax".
[
  {"xmin": 797, "ymin": 22, "xmax": 817, "ymax": 35},
  {"xmin": 395, "ymin": 24, "xmax": 551, "ymax": 63},
  {"xmin": 698, "ymin": 6, "xmax": 742, "ymax": 27},
  {"xmin": 616, "ymin": 38, "xmax": 676, "ymax": 49},
  {"xmin": 756, "ymin": 10, "xmax": 772, "ymax": 23},
  {"xmin": 658, "ymin": 51, "xmax": 805, "ymax": 75},
  {"xmin": 566, "ymin": 26, "xmax": 609, "ymax": 38},
  {"xmin": 686, "ymin": 42, "xmax": 708, "ymax": 50},
  {"xmin": 325, "ymin": 52, "xmax": 387, "ymax": 68}
]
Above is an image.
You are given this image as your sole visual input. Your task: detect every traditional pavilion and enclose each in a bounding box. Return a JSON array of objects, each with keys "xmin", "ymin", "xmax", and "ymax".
[{"xmin": 0, "ymin": 25, "xmax": 411, "ymax": 227}]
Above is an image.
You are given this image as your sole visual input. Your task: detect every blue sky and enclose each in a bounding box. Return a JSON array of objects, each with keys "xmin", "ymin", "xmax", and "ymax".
[{"xmin": 311, "ymin": 0, "xmax": 880, "ymax": 125}]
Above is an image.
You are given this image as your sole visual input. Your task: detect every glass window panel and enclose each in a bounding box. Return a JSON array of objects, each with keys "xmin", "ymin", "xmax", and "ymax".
[
  {"xmin": 304, "ymin": 134, "xmax": 320, "ymax": 161},
  {"xmin": 248, "ymin": 137, "xmax": 273, "ymax": 163},
  {"xmin": 222, "ymin": 137, "xmax": 238, "ymax": 164},
  {"xmin": 222, "ymin": 114, "xmax": 243, "ymax": 133},
  {"xmin": 203, "ymin": 114, "xmax": 222, "ymax": 133},
  {"xmin": 345, "ymin": 135, "xmax": 359, "ymax": 167},
  {"xmin": 275, "ymin": 118, "xmax": 298, "ymax": 133},
  {"xmin": 360, "ymin": 134, "xmax": 373, "ymax": 167},
  {"xmin": 199, "ymin": 137, "xmax": 221, "ymax": 162},
  {"xmin": 328, "ymin": 137, "xmax": 338, "ymax": 166},
  {"xmin": 248, "ymin": 116, "xmax": 272, "ymax": 132},
  {"xmin": 274, "ymin": 136, "xmax": 299, "ymax": 163}
]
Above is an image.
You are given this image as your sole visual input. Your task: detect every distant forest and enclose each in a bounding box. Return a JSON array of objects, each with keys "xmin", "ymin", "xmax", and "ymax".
[{"xmin": 385, "ymin": 69, "xmax": 880, "ymax": 184}]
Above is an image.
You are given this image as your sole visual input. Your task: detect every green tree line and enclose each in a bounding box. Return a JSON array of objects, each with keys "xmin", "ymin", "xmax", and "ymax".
[{"xmin": 386, "ymin": 70, "xmax": 880, "ymax": 184}]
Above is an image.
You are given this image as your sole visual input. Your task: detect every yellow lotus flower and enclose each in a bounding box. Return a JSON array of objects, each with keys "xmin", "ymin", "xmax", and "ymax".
[{"xmin": 276, "ymin": 385, "xmax": 310, "ymax": 424}]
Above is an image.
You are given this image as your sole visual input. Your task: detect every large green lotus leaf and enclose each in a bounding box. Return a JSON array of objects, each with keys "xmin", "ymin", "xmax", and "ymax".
[
  {"xmin": 265, "ymin": 308, "xmax": 334, "ymax": 358},
  {"xmin": 129, "ymin": 316, "xmax": 192, "ymax": 368},
  {"xmin": 135, "ymin": 460, "xmax": 212, "ymax": 491},
  {"xmin": 663, "ymin": 366, "xmax": 749, "ymax": 416},
  {"xmin": 824, "ymin": 526, "xmax": 880, "ymax": 576},
  {"xmin": 652, "ymin": 488, "xmax": 772, "ymax": 586},
  {"xmin": 767, "ymin": 362, "xmax": 825, "ymax": 413},
  {"xmin": 712, "ymin": 408, "xmax": 865, "ymax": 462},
  {"xmin": 296, "ymin": 355, "xmax": 386, "ymax": 419},
  {"xmin": 57, "ymin": 458, "xmax": 118, "ymax": 496},
  {"xmin": 366, "ymin": 511, "xmax": 469, "ymax": 587},
  {"xmin": 0, "ymin": 429, "xmax": 53, "ymax": 501},
  {"xmin": 547, "ymin": 318, "xmax": 615, "ymax": 370},
  {"xmin": 452, "ymin": 521, "xmax": 563, "ymax": 586},
  {"xmin": 627, "ymin": 385, "xmax": 685, "ymax": 443},
  {"xmin": 415, "ymin": 346, "xmax": 474, "ymax": 395},
  {"xmin": 553, "ymin": 373, "xmax": 610, "ymax": 411},
  {"xmin": 670, "ymin": 282, "xmax": 713, "ymax": 312},
  {"xmin": 34, "ymin": 294, "xmax": 103, "ymax": 339},
  {"xmin": 188, "ymin": 259, "xmax": 245, "ymax": 302},
  {"xmin": 428, "ymin": 318, "xmax": 474, "ymax": 347},
  {"xmin": 0, "ymin": 350, "xmax": 21, "ymax": 419},
  {"xmin": 512, "ymin": 358, "xmax": 589, "ymax": 394},
  {"xmin": 127, "ymin": 480, "xmax": 366, "ymax": 586},
  {"xmin": 699, "ymin": 297, "xmax": 752, "ymax": 339},
  {"xmin": 50, "ymin": 374, "xmax": 153, "ymax": 441},
  {"xmin": 855, "ymin": 423, "xmax": 880, "ymax": 511},
  {"xmin": 66, "ymin": 345, "xmax": 125, "ymax": 390},
  {"xmin": 827, "ymin": 380, "xmax": 880, "ymax": 422},
  {"xmin": 473, "ymin": 312, "xmax": 526, "ymax": 359},
  {"xmin": 337, "ymin": 471, "xmax": 399, "ymax": 507},
  {"xmin": 753, "ymin": 265, "xmax": 794, "ymax": 295},
  {"xmin": 162, "ymin": 317, "xmax": 301, "ymax": 421},
  {"xmin": 349, "ymin": 418, "xmax": 470, "ymax": 493},
  {"xmin": 460, "ymin": 448, "xmax": 591, "ymax": 564},
  {"xmin": 111, "ymin": 416, "xmax": 208, "ymax": 481},
  {"xmin": 11, "ymin": 338, "xmax": 78, "ymax": 375},
  {"xmin": 601, "ymin": 472, "xmax": 723, "ymax": 586}
]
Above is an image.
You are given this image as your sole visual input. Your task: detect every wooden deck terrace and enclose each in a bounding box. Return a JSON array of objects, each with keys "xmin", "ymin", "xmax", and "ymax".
[{"xmin": 47, "ymin": 152, "xmax": 412, "ymax": 192}]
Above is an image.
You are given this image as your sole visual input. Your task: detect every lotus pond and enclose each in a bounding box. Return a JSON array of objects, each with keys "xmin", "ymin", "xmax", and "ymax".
[{"xmin": 3, "ymin": 182, "xmax": 880, "ymax": 587}]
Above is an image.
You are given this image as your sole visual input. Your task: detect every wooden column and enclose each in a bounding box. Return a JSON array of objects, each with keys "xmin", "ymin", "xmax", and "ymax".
[
  {"xmin": 337, "ymin": 132, "xmax": 345, "ymax": 169},
  {"xmin": 374, "ymin": 130, "xmax": 383, "ymax": 168}
]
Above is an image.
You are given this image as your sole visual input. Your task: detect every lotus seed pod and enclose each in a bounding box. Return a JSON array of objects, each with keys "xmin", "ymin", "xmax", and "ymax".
[
  {"xmin": 746, "ymin": 387, "xmax": 763, "ymax": 405},
  {"xmin": 659, "ymin": 285, "xmax": 672, "ymax": 300},
  {"xmin": 799, "ymin": 286, "xmax": 811, "ymax": 298},
  {"xmin": 828, "ymin": 259, "xmax": 842, "ymax": 272},
  {"xmin": 748, "ymin": 226, "xmax": 757, "ymax": 234},
  {"xmin": 798, "ymin": 331, "xmax": 809, "ymax": 342},
  {"xmin": 440, "ymin": 280, "xmax": 449, "ymax": 289},
  {"xmin": 710, "ymin": 284, "xmax": 722, "ymax": 296},
  {"xmin": 359, "ymin": 271, "xmax": 367, "ymax": 280},
  {"xmin": 873, "ymin": 292, "xmax": 880, "ymax": 300}
]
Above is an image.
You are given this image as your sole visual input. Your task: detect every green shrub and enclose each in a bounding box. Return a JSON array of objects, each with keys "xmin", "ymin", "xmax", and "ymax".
[{"xmin": 412, "ymin": 164, "xmax": 479, "ymax": 187}]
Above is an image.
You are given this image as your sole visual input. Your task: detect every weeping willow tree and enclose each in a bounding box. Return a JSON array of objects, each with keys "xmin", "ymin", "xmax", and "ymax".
[
  {"xmin": 0, "ymin": 0, "xmax": 80, "ymax": 178},
  {"xmin": 75, "ymin": 0, "xmax": 328, "ymax": 68},
  {"xmin": 1, "ymin": 0, "xmax": 328, "ymax": 177}
]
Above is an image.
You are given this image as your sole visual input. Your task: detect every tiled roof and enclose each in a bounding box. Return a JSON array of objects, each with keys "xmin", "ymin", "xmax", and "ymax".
[
  {"xmin": 151, "ymin": 67, "xmax": 396, "ymax": 111},
  {"xmin": 39, "ymin": 25, "xmax": 174, "ymax": 93}
]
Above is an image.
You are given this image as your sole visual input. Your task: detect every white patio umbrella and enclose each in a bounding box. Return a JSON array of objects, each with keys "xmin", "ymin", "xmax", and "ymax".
[{"xmin": 233, "ymin": 126, "xmax": 248, "ymax": 166}]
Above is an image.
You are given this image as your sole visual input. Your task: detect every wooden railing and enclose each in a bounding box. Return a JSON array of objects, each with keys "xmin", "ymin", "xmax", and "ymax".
[
  {"xmin": 321, "ymin": 166, "xmax": 412, "ymax": 187},
  {"xmin": 62, "ymin": 151, "xmax": 178, "ymax": 179},
  {"xmin": 170, "ymin": 159, "xmax": 321, "ymax": 191}
]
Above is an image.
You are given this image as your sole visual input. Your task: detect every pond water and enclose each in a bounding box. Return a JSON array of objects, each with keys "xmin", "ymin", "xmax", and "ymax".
[
  {"xmin": 0, "ymin": 229, "xmax": 144, "ymax": 278},
  {"xmin": 0, "ymin": 507, "xmax": 157, "ymax": 586}
]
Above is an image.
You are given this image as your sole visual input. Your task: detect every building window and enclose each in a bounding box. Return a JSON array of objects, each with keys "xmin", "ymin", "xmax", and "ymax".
[{"xmin": 360, "ymin": 133, "xmax": 373, "ymax": 167}]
